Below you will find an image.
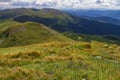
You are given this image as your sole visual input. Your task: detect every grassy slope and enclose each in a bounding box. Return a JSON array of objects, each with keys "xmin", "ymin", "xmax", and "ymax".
[
  {"xmin": 0, "ymin": 41, "xmax": 120, "ymax": 80},
  {"xmin": 63, "ymin": 32, "xmax": 120, "ymax": 45},
  {"xmin": 0, "ymin": 21, "xmax": 71, "ymax": 47},
  {"xmin": 0, "ymin": 8, "xmax": 73, "ymax": 22}
]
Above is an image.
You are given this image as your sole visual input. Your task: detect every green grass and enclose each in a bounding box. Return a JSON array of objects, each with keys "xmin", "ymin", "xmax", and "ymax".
[
  {"xmin": 63, "ymin": 32, "xmax": 120, "ymax": 45},
  {"xmin": 0, "ymin": 41, "xmax": 120, "ymax": 80},
  {"xmin": 0, "ymin": 21, "xmax": 72, "ymax": 47},
  {"xmin": 0, "ymin": 20, "xmax": 19, "ymax": 34},
  {"xmin": 0, "ymin": 8, "xmax": 74, "ymax": 22}
]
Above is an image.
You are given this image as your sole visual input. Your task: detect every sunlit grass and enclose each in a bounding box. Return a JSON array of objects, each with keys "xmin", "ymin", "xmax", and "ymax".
[{"xmin": 0, "ymin": 41, "xmax": 120, "ymax": 80}]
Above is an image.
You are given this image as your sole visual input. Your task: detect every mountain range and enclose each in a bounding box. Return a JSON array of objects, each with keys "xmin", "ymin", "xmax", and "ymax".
[
  {"xmin": 66, "ymin": 10, "xmax": 120, "ymax": 20},
  {"xmin": 65, "ymin": 9, "xmax": 120, "ymax": 26},
  {"xmin": 0, "ymin": 8, "xmax": 120, "ymax": 47},
  {"xmin": 1, "ymin": 8, "xmax": 120, "ymax": 36}
]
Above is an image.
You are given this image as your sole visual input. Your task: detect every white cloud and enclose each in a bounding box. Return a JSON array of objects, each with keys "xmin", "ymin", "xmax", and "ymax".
[
  {"xmin": 0, "ymin": 0, "xmax": 11, "ymax": 2},
  {"xmin": 0, "ymin": 0, "xmax": 120, "ymax": 9}
]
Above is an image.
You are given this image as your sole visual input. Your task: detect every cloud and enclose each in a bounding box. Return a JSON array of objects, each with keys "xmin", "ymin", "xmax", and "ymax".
[
  {"xmin": 0, "ymin": 0, "xmax": 120, "ymax": 9},
  {"xmin": 12, "ymin": 2, "xmax": 29, "ymax": 6},
  {"xmin": 0, "ymin": 0, "xmax": 11, "ymax": 2}
]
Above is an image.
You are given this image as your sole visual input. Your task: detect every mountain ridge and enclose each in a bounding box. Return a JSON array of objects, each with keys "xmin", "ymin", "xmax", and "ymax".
[
  {"xmin": 0, "ymin": 20, "xmax": 71, "ymax": 47},
  {"xmin": 1, "ymin": 8, "xmax": 120, "ymax": 45},
  {"xmin": 1, "ymin": 8, "xmax": 119, "ymax": 36}
]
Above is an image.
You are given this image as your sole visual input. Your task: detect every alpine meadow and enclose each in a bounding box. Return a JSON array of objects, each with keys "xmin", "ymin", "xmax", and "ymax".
[{"xmin": 0, "ymin": 0, "xmax": 120, "ymax": 80}]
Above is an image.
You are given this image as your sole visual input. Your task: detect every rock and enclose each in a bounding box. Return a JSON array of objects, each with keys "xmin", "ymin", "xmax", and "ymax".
[
  {"xmin": 109, "ymin": 46, "xmax": 112, "ymax": 49},
  {"xmin": 95, "ymin": 56, "xmax": 102, "ymax": 59},
  {"xmin": 104, "ymin": 44, "xmax": 108, "ymax": 48},
  {"xmin": 112, "ymin": 60, "xmax": 119, "ymax": 64}
]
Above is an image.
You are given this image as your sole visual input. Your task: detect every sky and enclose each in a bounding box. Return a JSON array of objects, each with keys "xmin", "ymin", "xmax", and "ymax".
[{"xmin": 0, "ymin": 0, "xmax": 120, "ymax": 10}]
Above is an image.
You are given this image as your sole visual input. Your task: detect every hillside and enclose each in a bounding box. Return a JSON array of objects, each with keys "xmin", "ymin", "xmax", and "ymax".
[
  {"xmin": 65, "ymin": 10, "xmax": 120, "ymax": 20},
  {"xmin": 0, "ymin": 21, "xmax": 71, "ymax": 48},
  {"xmin": 89, "ymin": 17, "xmax": 120, "ymax": 26},
  {"xmin": 66, "ymin": 10, "xmax": 120, "ymax": 26},
  {"xmin": 0, "ymin": 41, "xmax": 120, "ymax": 80},
  {"xmin": 80, "ymin": 16, "xmax": 120, "ymax": 26},
  {"xmin": 0, "ymin": 8, "xmax": 120, "ymax": 37},
  {"xmin": 63, "ymin": 32, "xmax": 120, "ymax": 45}
]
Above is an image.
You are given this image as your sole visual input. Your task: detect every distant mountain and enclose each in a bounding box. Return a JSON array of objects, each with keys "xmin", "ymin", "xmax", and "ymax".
[
  {"xmin": 80, "ymin": 16, "xmax": 120, "ymax": 26},
  {"xmin": 0, "ymin": 21, "xmax": 71, "ymax": 47},
  {"xmin": 0, "ymin": 8, "xmax": 120, "ymax": 37},
  {"xmin": 65, "ymin": 9, "xmax": 120, "ymax": 26},
  {"xmin": 65, "ymin": 10, "xmax": 120, "ymax": 20}
]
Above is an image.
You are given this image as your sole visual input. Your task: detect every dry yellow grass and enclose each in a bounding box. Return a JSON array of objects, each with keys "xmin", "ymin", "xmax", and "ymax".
[{"xmin": 0, "ymin": 41, "xmax": 120, "ymax": 80}]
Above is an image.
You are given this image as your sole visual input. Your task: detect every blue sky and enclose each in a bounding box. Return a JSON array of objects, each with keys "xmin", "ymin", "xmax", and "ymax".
[{"xmin": 0, "ymin": 0, "xmax": 120, "ymax": 9}]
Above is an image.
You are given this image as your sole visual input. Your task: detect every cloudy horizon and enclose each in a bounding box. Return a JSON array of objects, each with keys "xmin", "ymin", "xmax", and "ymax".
[{"xmin": 0, "ymin": 0, "xmax": 120, "ymax": 10}]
